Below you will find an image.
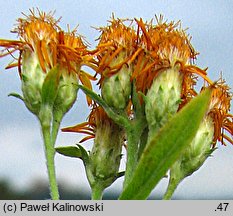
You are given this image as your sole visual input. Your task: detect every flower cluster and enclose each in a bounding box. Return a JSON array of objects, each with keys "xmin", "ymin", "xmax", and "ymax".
[
  {"xmin": 91, "ymin": 16, "xmax": 233, "ymax": 145},
  {"xmin": 0, "ymin": 9, "xmax": 94, "ymax": 117},
  {"xmin": 60, "ymin": 16, "xmax": 233, "ymax": 198}
]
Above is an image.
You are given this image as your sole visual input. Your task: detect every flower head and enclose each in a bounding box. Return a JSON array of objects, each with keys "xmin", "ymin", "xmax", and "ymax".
[
  {"xmin": 95, "ymin": 17, "xmax": 138, "ymax": 109},
  {"xmin": 0, "ymin": 9, "xmax": 94, "ymax": 116},
  {"xmin": 96, "ymin": 17, "xmax": 137, "ymax": 77},
  {"xmin": 168, "ymin": 80, "xmax": 233, "ymax": 197},
  {"xmin": 206, "ymin": 80, "xmax": 233, "ymax": 147},
  {"xmin": 1, "ymin": 9, "xmax": 92, "ymax": 77},
  {"xmin": 138, "ymin": 17, "xmax": 195, "ymax": 64},
  {"xmin": 62, "ymin": 103, "xmax": 118, "ymax": 142},
  {"xmin": 62, "ymin": 104, "xmax": 124, "ymax": 191},
  {"xmin": 54, "ymin": 30, "xmax": 94, "ymax": 108},
  {"xmin": 1, "ymin": 9, "xmax": 59, "ymax": 74},
  {"xmin": 133, "ymin": 16, "xmax": 212, "ymax": 98}
]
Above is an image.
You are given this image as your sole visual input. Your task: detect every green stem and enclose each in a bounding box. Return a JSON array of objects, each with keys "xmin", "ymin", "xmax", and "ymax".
[
  {"xmin": 91, "ymin": 184, "xmax": 104, "ymax": 200},
  {"xmin": 138, "ymin": 127, "xmax": 148, "ymax": 159},
  {"xmin": 51, "ymin": 111, "xmax": 63, "ymax": 145},
  {"xmin": 122, "ymin": 82, "xmax": 147, "ymax": 188},
  {"xmin": 41, "ymin": 125, "xmax": 60, "ymax": 200},
  {"xmin": 163, "ymin": 176, "xmax": 181, "ymax": 200},
  {"xmin": 123, "ymin": 125, "xmax": 142, "ymax": 189}
]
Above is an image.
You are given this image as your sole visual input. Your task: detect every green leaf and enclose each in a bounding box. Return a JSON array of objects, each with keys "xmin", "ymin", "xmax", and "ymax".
[
  {"xmin": 77, "ymin": 144, "xmax": 89, "ymax": 165},
  {"xmin": 41, "ymin": 66, "xmax": 61, "ymax": 106},
  {"xmin": 56, "ymin": 145, "xmax": 89, "ymax": 165},
  {"xmin": 56, "ymin": 146, "xmax": 82, "ymax": 158},
  {"xmin": 78, "ymin": 84, "xmax": 107, "ymax": 108},
  {"xmin": 119, "ymin": 87, "xmax": 212, "ymax": 200},
  {"xmin": 8, "ymin": 92, "xmax": 24, "ymax": 102}
]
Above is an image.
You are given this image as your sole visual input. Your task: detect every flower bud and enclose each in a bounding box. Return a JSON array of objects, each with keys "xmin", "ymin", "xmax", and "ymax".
[
  {"xmin": 0, "ymin": 11, "xmax": 93, "ymax": 121},
  {"xmin": 164, "ymin": 82, "xmax": 233, "ymax": 199},
  {"xmin": 62, "ymin": 105, "xmax": 124, "ymax": 191},
  {"xmin": 96, "ymin": 18, "xmax": 137, "ymax": 110},
  {"xmin": 101, "ymin": 62, "xmax": 131, "ymax": 110},
  {"xmin": 145, "ymin": 65, "xmax": 182, "ymax": 132},
  {"xmin": 87, "ymin": 106, "xmax": 124, "ymax": 189},
  {"xmin": 88, "ymin": 122, "xmax": 123, "ymax": 188},
  {"xmin": 21, "ymin": 51, "xmax": 47, "ymax": 115},
  {"xmin": 51, "ymin": 30, "xmax": 92, "ymax": 118},
  {"xmin": 135, "ymin": 18, "xmax": 214, "ymax": 145},
  {"xmin": 0, "ymin": 11, "xmax": 60, "ymax": 117},
  {"xmin": 53, "ymin": 69, "xmax": 78, "ymax": 116},
  {"xmin": 170, "ymin": 116, "xmax": 215, "ymax": 182}
]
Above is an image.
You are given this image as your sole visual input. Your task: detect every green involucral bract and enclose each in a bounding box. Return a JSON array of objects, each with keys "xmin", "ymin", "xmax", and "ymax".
[
  {"xmin": 177, "ymin": 115, "xmax": 215, "ymax": 177},
  {"xmin": 145, "ymin": 65, "xmax": 182, "ymax": 133},
  {"xmin": 21, "ymin": 51, "xmax": 47, "ymax": 115},
  {"xmin": 21, "ymin": 48, "xmax": 79, "ymax": 121},
  {"xmin": 164, "ymin": 115, "xmax": 215, "ymax": 199},
  {"xmin": 101, "ymin": 52, "xmax": 132, "ymax": 110},
  {"xmin": 53, "ymin": 69, "xmax": 79, "ymax": 116},
  {"xmin": 86, "ymin": 121, "xmax": 123, "ymax": 193}
]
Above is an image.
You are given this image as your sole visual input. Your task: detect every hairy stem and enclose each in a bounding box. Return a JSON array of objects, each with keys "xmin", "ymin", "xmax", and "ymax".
[
  {"xmin": 163, "ymin": 176, "xmax": 181, "ymax": 200},
  {"xmin": 41, "ymin": 124, "xmax": 60, "ymax": 200},
  {"xmin": 91, "ymin": 184, "xmax": 104, "ymax": 200},
  {"xmin": 51, "ymin": 111, "xmax": 63, "ymax": 145},
  {"xmin": 123, "ymin": 122, "xmax": 144, "ymax": 189}
]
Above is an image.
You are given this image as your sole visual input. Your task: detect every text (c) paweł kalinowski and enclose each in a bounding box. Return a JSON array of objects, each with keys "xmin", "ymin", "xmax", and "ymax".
[{"xmin": 20, "ymin": 202, "xmax": 104, "ymax": 212}]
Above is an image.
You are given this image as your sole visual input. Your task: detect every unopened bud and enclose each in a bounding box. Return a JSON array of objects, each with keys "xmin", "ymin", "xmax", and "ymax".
[
  {"xmin": 85, "ymin": 107, "xmax": 124, "ymax": 189},
  {"xmin": 53, "ymin": 69, "xmax": 79, "ymax": 116},
  {"xmin": 145, "ymin": 65, "xmax": 182, "ymax": 132},
  {"xmin": 170, "ymin": 116, "xmax": 215, "ymax": 184},
  {"xmin": 101, "ymin": 57, "xmax": 131, "ymax": 110},
  {"xmin": 21, "ymin": 51, "xmax": 47, "ymax": 115}
]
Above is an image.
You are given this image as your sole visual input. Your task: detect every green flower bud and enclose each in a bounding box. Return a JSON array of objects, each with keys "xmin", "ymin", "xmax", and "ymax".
[
  {"xmin": 101, "ymin": 65, "xmax": 131, "ymax": 110},
  {"xmin": 171, "ymin": 116, "xmax": 215, "ymax": 180},
  {"xmin": 53, "ymin": 69, "xmax": 79, "ymax": 117},
  {"xmin": 84, "ymin": 106, "xmax": 124, "ymax": 191},
  {"xmin": 21, "ymin": 49, "xmax": 79, "ymax": 126},
  {"xmin": 145, "ymin": 65, "xmax": 182, "ymax": 133},
  {"xmin": 21, "ymin": 51, "xmax": 46, "ymax": 115},
  {"xmin": 61, "ymin": 105, "xmax": 124, "ymax": 198},
  {"xmin": 164, "ymin": 116, "xmax": 215, "ymax": 199},
  {"xmin": 97, "ymin": 18, "xmax": 136, "ymax": 110},
  {"xmin": 89, "ymin": 122, "xmax": 123, "ymax": 187},
  {"xmin": 0, "ymin": 12, "xmax": 89, "ymax": 121}
]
